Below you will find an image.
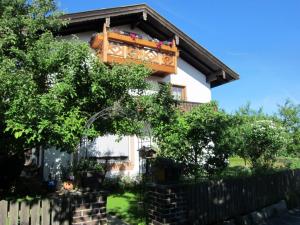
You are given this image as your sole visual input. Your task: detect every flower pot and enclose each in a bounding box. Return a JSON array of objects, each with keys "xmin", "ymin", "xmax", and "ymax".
[{"xmin": 63, "ymin": 181, "xmax": 74, "ymax": 191}]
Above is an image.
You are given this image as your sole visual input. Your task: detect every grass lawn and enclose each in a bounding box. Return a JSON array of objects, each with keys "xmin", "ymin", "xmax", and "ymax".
[
  {"xmin": 229, "ymin": 156, "xmax": 249, "ymax": 167},
  {"xmin": 219, "ymin": 156, "xmax": 300, "ymax": 178},
  {"xmin": 229, "ymin": 156, "xmax": 300, "ymax": 169},
  {"xmin": 107, "ymin": 191, "xmax": 146, "ymax": 225}
]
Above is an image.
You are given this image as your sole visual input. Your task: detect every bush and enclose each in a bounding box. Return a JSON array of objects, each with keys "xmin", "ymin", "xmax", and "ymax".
[
  {"xmin": 241, "ymin": 119, "xmax": 288, "ymax": 170},
  {"xmin": 103, "ymin": 175, "xmax": 142, "ymax": 192},
  {"xmin": 150, "ymin": 101, "xmax": 233, "ymax": 179},
  {"xmin": 74, "ymin": 158, "xmax": 104, "ymax": 174},
  {"xmin": 277, "ymin": 100, "xmax": 300, "ymax": 157}
]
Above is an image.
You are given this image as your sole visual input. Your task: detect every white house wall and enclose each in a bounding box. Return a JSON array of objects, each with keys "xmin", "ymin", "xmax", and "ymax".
[
  {"xmin": 171, "ymin": 58, "xmax": 211, "ymax": 103},
  {"xmin": 82, "ymin": 135, "xmax": 130, "ymax": 158},
  {"xmin": 58, "ymin": 31, "xmax": 97, "ymax": 42}
]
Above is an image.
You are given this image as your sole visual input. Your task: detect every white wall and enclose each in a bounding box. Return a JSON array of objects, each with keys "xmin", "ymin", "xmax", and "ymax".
[
  {"xmin": 58, "ymin": 31, "xmax": 96, "ymax": 42},
  {"xmin": 147, "ymin": 58, "xmax": 211, "ymax": 103},
  {"xmin": 171, "ymin": 58, "xmax": 211, "ymax": 103},
  {"xmin": 82, "ymin": 135, "xmax": 130, "ymax": 158}
]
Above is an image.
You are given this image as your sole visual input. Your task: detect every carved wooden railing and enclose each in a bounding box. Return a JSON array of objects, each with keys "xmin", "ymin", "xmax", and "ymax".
[{"xmin": 90, "ymin": 26, "xmax": 179, "ymax": 76}]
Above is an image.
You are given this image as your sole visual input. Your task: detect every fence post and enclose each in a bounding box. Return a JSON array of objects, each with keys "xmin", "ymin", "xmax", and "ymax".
[
  {"xmin": 0, "ymin": 200, "xmax": 8, "ymax": 225},
  {"xmin": 20, "ymin": 201, "xmax": 30, "ymax": 225},
  {"xmin": 9, "ymin": 201, "xmax": 19, "ymax": 225},
  {"xmin": 41, "ymin": 199, "xmax": 51, "ymax": 225}
]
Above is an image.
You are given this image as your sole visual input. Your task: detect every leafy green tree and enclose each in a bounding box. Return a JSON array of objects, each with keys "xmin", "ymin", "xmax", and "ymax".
[
  {"xmin": 183, "ymin": 102, "xmax": 233, "ymax": 177},
  {"xmin": 241, "ymin": 119, "xmax": 288, "ymax": 170},
  {"xmin": 227, "ymin": 104, "xmax": 289, "ymax": 171},
  {"xmin": 277, "ymin": 99, "xmax": 300, "ymax": 156},
  {"xmin": 0, "ymin": 0, "xmax": 151, "ymax": 156},
  {"xmin": 145, "ymin": 91, "xmax": 233, "ymax": 179},
  {"xmin": 228, "ymin": 104, "xmax": 266, "ymax": 165}
]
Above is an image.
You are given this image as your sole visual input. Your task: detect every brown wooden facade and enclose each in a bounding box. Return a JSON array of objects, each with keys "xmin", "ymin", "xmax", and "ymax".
[{"xmin": 90, "ymin": 24, "xmax": 179, "ymax": 76}]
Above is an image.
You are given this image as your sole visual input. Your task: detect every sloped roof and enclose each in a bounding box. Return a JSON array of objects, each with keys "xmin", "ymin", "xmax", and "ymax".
[{"xmin": 60, "ymin": 4, "xmax": 239, "ymax": 87}]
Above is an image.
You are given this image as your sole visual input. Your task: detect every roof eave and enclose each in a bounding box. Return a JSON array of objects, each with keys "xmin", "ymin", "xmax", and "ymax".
[{"xmin": 60, "ymin": 4, "xmax": 240, "ymax": 87}]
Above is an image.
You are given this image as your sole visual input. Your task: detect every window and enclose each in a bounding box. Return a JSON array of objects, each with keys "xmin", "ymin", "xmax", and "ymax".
[
  {"xmin": 171, "ymin": 85, "xmax": 186, "ymax": 100},
  {"xmin": 83, "ymin": 135, "xmax": 129, "ymax": 161}
]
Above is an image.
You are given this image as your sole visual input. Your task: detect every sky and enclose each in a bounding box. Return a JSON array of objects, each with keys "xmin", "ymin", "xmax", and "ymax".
[{"xmin": 57, "ymin": 0, "xmax": 300, "ymax": 114}]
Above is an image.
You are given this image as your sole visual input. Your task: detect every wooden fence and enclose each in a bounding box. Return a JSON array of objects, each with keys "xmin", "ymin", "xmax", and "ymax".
[
  {"xmin": 0, "ymin": 191, "xmax": 107, "ymax": 225},
  {"xmin": 147, "ymin": 169, "xmax": 300, "ymax": 225}
]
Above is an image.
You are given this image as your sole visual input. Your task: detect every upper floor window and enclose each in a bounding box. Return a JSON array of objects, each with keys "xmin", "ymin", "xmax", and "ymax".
[{"xmin": 171, "ymin": 85, "xmax": 186, "ymax": 101}]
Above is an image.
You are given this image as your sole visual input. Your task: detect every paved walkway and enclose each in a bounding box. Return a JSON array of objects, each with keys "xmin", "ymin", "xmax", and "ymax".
[{"xmin": 266, "ymin": 209, "xmax": 300, "ymax": 225}]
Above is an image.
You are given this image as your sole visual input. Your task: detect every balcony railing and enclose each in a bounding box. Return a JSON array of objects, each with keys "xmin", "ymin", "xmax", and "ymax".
[
  {"xmin": 177, "ymin": 100, "xmax": 201, "ymax": 112},
  {"xmin": 90, "ymin": 29, "xmax": 179, "ymax": 76}
]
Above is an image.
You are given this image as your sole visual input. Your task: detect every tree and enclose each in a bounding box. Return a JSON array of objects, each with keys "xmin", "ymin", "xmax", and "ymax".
[
  {"xmin": 183, "ymin": 102, "xmax": 233, "ymax": 177},
  {"xmin": 145, "ymin": 91, "xmax": 233, "ymax": 179},
  {"xmin": 0, "ymin": 0, "xmax": 151, "ymax": 155},
  {"xmin": 227, "ymin": 104, "xmax": 289, "ymax": 171},
  {"xmin": 241, "ymin": 119, "xmax": 288, "ymax": 170},
  {"xmin": 277, "ymin": 99, "xmax": 300, "ymax": 156},
  {"xmin": 227, "ymin": 103, "xmax": 266, "ymax": 165}
]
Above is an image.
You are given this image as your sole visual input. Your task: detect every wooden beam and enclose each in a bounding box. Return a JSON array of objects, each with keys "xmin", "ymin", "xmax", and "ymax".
[
  {"xmin": 206, "ymin": 70, "xmax": 226, "ymax": 83},
  {"xmin": 142, "ymin": 11, "xmax": 147, "ymax": 21},
  {"xmin": 175, "ymin": 35, "xmax": 179, "ymax": 45},
  {"xmin": 102, "ymin": 22, "xmax": 108, "ymax": 62},
  {"xmin": 105, "ymin": 17, "xmax": 110, "ymax": 27}
]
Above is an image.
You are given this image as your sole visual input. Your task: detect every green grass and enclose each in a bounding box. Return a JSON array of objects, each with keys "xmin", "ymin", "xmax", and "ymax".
[
  {"xmin": 223, "ymin": 156, "xmax": 300, "ymax": 178},
  {"xmin": 229, "ymin": 156, "xmax": 300, "ymax": 169},
  {"xmin": 229, "ymin": 156, "xmax": 249, "ymax": 167},
  {"xmin": 107, "ymin": 191, "xmax": 146, "ymax": 225}
]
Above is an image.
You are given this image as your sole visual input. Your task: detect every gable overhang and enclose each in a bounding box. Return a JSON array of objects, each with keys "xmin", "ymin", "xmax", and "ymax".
[{"xmin": 59, "ymin": 4, "xmax": 239, "ymax": 88}]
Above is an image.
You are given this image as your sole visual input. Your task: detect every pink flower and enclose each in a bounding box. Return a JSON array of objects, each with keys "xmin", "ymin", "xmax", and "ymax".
[
  {"xmin": 130, "ymin": 33, "xmax": 137, "ymax": 40},
  {"xmin": 157, "ymin": 41, "xmax": 163, "ymax": 49}
]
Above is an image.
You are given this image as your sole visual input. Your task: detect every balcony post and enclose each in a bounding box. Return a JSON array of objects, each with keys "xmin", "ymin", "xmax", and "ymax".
[
  {"xmin": 173, "ymin": 39, "xmax": 178, "ymax": 74},
  {"xmin": 102, "ymin": 21, "xmax": 109, "ymax": 62}
]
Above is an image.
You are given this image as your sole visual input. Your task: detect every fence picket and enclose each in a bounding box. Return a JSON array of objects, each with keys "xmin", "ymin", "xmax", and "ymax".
[
  {"xmin": 0, "ymin": 192, "xmax": 107, "ymax": 225},
  {"xmin": 0, "ymin": 200, "xmax": 8, "ymax": 225},
  {"xmin": 30, "ymin": 200, "xmax": 40, "ymax": 225},
  {"xmin": 9, "ymin": 202, "xmax": 19, "ymax": 225},
  {"xmin": 41, "ymin": 199, "xmax": 51, "ymax": 225},
  {"xmin": 20, "ymin": 201, "xmax": 30, "ymax": 225}
]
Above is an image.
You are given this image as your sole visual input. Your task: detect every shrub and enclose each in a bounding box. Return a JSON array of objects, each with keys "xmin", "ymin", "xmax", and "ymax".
[
  {"xmin": 74, "ymin": 158, "xmax": 104, "ymax": 174},
  {"xmin": 277, "ymin": 100, "xmax": 300, "ymax": 157},
  {"xmin": 241, "ymin": 119, "xmax": 288, "ymax": 170},
  {"xmin": 103, "ymin": 175, "xmax": 142, "ymax": 192},
  {"xmin": 150, "ymin": 101, "xmax": 233, "ymax": 180}
]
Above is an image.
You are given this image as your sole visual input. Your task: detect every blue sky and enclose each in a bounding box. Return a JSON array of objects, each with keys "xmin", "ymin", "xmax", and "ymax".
[{"xmin": 58, "ymin": 0, "xmax": 300, "ymax": 114}]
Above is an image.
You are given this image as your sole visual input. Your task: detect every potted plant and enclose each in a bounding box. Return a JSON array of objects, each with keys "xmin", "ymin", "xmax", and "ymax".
[
  {"xmin": 61, "ymin": 164, "xmax": 75, "ymax": 191},
  {"xmin": 74, "ymin": 158, "xmax": 105, "ymax": 191}
]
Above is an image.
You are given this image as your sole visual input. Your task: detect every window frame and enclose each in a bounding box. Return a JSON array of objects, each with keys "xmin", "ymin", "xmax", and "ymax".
[{"xmin": 171, "ymin": 84, "xmax": 187, "ymax": 101}]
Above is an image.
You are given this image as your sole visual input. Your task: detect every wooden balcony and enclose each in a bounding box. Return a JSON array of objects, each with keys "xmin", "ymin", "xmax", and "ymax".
[
  {"xmin": 90, "ymin": 29, "xmax": 179, "ymax": 76},
  {"xmin": 177, "ymin": 100, "xmax": 201, "ymax": 112}
]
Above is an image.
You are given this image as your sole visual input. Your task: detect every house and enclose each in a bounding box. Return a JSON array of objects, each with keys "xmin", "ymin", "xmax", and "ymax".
[{"xmin": 41, "ymin": 4, "xmax": 239, "ymax": 180}]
